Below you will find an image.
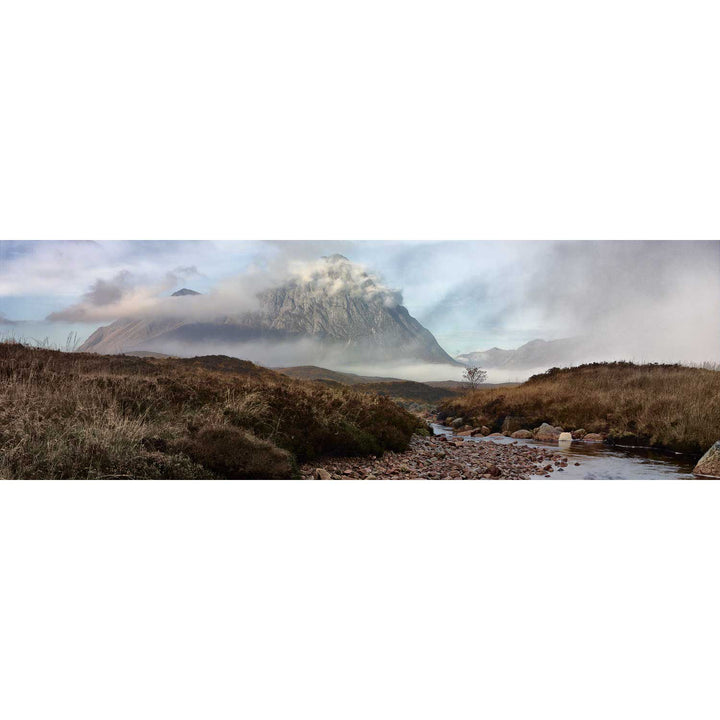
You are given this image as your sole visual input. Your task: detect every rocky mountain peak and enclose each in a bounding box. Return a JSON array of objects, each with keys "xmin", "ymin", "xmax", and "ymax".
[{"xmin": 79, "ymin": 257, "xmax": 458, "ymax": 365}]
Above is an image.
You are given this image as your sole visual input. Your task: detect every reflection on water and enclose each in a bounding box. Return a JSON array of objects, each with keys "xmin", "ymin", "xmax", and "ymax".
[{"xmin": 430, "ymin": 424, "xmax": 697, "ymax": 480}]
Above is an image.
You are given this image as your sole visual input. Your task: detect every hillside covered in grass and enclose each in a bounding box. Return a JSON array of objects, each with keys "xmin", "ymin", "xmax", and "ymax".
[
  {"xmin": 438, "ymin": 362, "xmax": 720, "ymax": 455},
  {"xmin": 0, "ymin": 344, "xmax": 424, "ymax": 479},
  {"xmin": 276, "ymin": 365, "xmax": 460, "ymax": 410}
]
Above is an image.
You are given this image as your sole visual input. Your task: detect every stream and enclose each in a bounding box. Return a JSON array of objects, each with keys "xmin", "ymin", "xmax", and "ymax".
[{"xmin": 430, "ymin": 423, "xmax": 698, "ymax": 479}]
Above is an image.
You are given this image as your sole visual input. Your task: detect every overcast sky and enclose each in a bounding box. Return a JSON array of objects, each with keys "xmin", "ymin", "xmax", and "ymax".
[{"xmin": 1, "ymin": 240, "xmax": 718, "ymax": 363}]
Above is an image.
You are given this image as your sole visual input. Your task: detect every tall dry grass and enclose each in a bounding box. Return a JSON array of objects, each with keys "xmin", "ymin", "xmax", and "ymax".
[
  {"xmin": 438, "ymin": 362, "xmax": 720, "ymax": 455},
  {"xmin": 0, "ymin": 343, "xmax": 422, "ymax": 479}
]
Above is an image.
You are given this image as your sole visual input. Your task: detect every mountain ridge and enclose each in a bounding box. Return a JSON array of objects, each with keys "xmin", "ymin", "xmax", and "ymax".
[{"xmin": 456, "ymin": 337, "xmax": 588, "ymax": 370}]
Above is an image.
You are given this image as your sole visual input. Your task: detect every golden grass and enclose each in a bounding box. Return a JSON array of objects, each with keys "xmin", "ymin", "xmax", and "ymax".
[
  {"xmin": 0, "ymin": 343, "xmax": 422, "ymax": 479},
  {"xmin": 438, "ymin": 362, "xmax": 720, "ymax": 455}
]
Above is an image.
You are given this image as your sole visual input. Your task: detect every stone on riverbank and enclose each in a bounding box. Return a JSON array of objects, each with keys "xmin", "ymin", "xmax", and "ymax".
[
  {"xmin": 534, "ymin": 423, "xmax": 561, "ymax": 442},
  {"xmin": 693, "ymin": 441, "xmax": 720, "ymax": 478},
  {"xmin": 451, "ymin": 417, "xmax": 465, "ymax": 429},
  {"xmin": 572, "ymin": 428, "xmax": 587, "ymax": 439},
  {"xmin": 583, "ymin": 433, "xmax": 605, "ymax": 443},
  {"xmin": 511, "ymin": 429, "xmax": 533, "ymax": 439}
]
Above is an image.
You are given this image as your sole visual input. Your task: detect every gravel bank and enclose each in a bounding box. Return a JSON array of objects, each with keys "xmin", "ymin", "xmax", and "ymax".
[{"xmin": 300, "ymin": 433, "xmax": 578, "ymax": 480}]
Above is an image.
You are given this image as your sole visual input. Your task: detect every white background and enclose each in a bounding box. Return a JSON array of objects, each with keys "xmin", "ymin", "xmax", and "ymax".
[{"xmin": 1, "ymin": 1, "xmax": 719, "ymax": 719}]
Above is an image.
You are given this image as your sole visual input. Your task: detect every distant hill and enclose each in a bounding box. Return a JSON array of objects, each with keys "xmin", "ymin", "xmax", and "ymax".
[
  {"xmin": 275, "ymin": 365, "xmax": 402, "ymax": 385},
  {"xmin": 426, "ymin": 380, "xmax": 521, "ymax": 390},
  {"xmin": 122, "ymin": 350, "xmax": 173, "ymax": 359},
  {"xmin": 276, "ymin": 365, "xmax": 460, "ymax": 404},
  {"xmin": 456, "ymin": 337, "xmax": 587, "ymax": 370}
]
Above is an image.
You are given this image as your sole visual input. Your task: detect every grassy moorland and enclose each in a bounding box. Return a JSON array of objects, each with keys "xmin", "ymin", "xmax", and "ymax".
[
  {"xmin": 276, "ymin": 365, "xmax": 460, "ymax": 412},
  {"xmin": 0, "ymin": 343, "xmax": 423, "ymax": 479},
  {"xmin": 438, "ymin": 362, "xmax": 720, "ymax": 455}
]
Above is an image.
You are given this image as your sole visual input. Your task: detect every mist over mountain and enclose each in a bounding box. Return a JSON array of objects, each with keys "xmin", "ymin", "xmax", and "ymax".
[
  {"xmin": 79, "ymin": 254, "xmax": 458, "ymax": 366},
  {"xmin": 457, "ymin": 338, "xmax": 588, "ymax": 370}
]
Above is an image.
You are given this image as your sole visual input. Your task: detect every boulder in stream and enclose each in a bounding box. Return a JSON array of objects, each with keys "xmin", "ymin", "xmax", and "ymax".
[
  {"xmin": 534, "ymin": 423, "xmax": 561, "ymax": 442},
  {"xmin": 693, "ymin": 441, "xmax": 720, "ymax": 478}
]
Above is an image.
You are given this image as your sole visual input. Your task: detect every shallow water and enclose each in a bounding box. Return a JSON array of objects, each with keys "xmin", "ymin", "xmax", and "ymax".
[{"xmin": 430, "ymin": 424, "xmax": 698, "ymax": 480}]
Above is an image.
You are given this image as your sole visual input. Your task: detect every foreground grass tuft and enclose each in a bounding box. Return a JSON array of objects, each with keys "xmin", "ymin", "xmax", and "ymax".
[
  {"xmin": 0, "ymin": 343, "xmax": 422, "ymax": 479},
  {"xmin": 438, "ymin": 362, "xmax": 720, "ymax": 455}
]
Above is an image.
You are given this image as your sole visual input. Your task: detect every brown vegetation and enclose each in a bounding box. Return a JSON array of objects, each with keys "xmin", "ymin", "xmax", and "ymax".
[
  {"xmin": 438, "ymin": 362, "xmax": 720, "ymax": 455},
  {"xmin": 0, "ymin": 343, "xmax": 423, "ymax": 479}
]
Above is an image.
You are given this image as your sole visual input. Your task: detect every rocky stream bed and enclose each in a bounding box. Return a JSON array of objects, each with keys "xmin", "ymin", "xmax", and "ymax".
[{"xmin": 300, "ymin": 432, "xmax": 578, "ymax": 480}]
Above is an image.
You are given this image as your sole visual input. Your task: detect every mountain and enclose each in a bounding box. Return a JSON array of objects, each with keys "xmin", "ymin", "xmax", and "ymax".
[
  {"xmin": 79, "ymin": 255, "xmax": 459, "ymax": 365},
  {"xmin": 456, "ymin": 337, "xmax": 588, "ymax": 370}
]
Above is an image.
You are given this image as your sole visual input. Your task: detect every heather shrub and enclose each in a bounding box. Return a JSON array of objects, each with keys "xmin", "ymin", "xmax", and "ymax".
[
  {"xmin": 0, "ymin": 343, "xmax": 422, "ymax": 478},
  {"xmin": 177, "ymin": 426, "xmax": 295, "ymax": 479}
]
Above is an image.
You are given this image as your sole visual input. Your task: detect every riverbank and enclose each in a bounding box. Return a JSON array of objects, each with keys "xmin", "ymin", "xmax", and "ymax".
[
  {"xmin": 438, "ymin": 362, "xmax": 720, "ymax": 456},
  {"xmin": 300, "ymin": 432, "xmax": 575, "ymax": 479}
]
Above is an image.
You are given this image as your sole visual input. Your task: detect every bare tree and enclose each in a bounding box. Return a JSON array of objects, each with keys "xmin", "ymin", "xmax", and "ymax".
[{"xmin": 462, "ymin": 365, "xmax": 487, "ymax": 390}]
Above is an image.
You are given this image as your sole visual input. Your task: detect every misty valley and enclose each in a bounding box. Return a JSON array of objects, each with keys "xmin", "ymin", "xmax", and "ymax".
[{"xmin": 1, "ymin": 241, "xmax": 719, "ymax": 480}]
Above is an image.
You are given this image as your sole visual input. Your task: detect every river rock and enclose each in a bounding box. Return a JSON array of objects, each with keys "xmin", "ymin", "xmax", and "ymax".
[
  {"xmin": 572, "ymin": 428, "xmax": 587, "ymax": 439},
  {"xmin": 481, "ymin": 426, "xmax": 491, "ymax": 436},
  {"xmin": 693, "ymin": 441, "xmax": 720, "ymax": 478},
  {"xmin": 451, "ymin": 417, "xmax": 465, "ymax": 429},
  {"xmin": 511, "ymin": 429, "xmax": 533, "ymax": 439},
  {"xmin": 487, "ymin": 432, "xmax": 504, "ymax": 438},
  {"xmin": 535, "ymin": 423, "xmax": 561, "ymax": 442},
  {"xmin": 583, "ymin": 433, "xmax": 605, "ymax": 443},
  {"xmin": 457, "ymin": 429, "xmax": 474, "ymax": 436},
  {"xmin": 558, "ymin": 432, "xmax": 572, "ymax": 444},
  {"xmin": 315, "ymin": 468, "xmax": 332, "ymax": 480}
]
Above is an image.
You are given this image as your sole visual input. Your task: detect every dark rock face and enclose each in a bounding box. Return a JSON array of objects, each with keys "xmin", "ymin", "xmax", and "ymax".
[
  {"xmin": 693, "ymin": 441, "xmax": 720, "ymax": 478},
  {"xmin": 502, "ymin": 416, "xmax": 530, "ymax": 433},
  {"xmin": 79, "ymin": 256, "xmax": 458, "ymax": 365}
]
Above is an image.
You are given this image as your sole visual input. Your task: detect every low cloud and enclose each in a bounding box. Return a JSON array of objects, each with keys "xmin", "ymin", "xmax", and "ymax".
[
  {"xmin": 46, "ymin": 254, "xmax": 402, "ymax": 323},
  {"xmin": 0, "ymin": 312, "xmax": 23, "ymax": 326}
]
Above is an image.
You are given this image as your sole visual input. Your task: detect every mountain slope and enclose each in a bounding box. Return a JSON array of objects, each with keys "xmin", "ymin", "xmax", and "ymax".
[{"xmin": 79, "ymin": 255, "xmax": 458, "ymax": 365}]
